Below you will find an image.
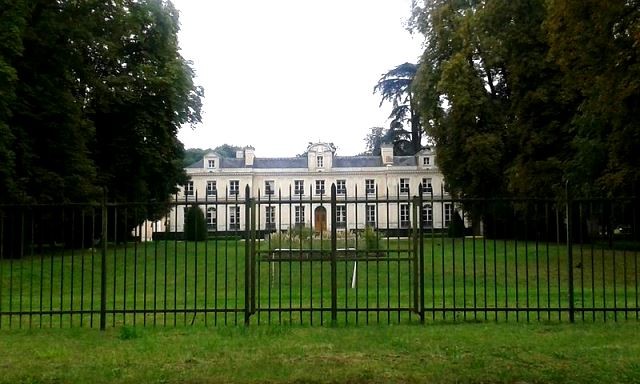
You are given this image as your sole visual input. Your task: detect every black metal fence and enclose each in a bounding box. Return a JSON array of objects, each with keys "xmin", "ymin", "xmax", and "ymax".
[{"xmin": 0, "ymin": 186, "xmax": 638, "ymax": 328}]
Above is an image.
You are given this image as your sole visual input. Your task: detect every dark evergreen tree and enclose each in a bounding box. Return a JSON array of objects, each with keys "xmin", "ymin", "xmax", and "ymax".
[{"xmin": 184, "ymin": 205, "xmax": 207, "ymax": 241}]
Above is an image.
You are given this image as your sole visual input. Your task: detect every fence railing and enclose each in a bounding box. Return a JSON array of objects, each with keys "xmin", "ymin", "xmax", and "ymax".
[{"xmin": 0, "ymin": 186, "xmax": 638, "ymax": 328}]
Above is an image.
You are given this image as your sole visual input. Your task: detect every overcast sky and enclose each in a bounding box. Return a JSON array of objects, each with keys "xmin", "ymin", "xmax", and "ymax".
[{"xmin": 173, "ymin": 0, "xmax": 424, "ymax": 157}]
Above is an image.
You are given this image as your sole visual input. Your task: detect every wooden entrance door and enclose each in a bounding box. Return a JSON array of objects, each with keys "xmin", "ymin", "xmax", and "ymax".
[{"xmin": 314, "ymin": 206, "xmax": 327, "ymax": 232}]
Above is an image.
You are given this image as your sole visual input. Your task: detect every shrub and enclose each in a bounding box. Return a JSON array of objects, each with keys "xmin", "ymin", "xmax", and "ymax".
[
  {"xmin": 184, "ymin": 205, "xmax": 207, "ymax": 241},
  {"xmin": 364, "ymin": 226, "xmax": 380, "ymax": 251},
  {"xmin": 447, "ymin": 210, "xmax": 466, "ymax": 238}
]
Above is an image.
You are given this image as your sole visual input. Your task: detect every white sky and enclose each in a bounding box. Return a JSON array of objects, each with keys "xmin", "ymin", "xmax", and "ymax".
[{"xmin": 173, "ymin": 0, "xmax": 424, "ymax": 157}]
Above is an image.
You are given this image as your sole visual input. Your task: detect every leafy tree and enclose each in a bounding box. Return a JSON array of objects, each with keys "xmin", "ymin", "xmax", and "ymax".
[
  {"xmin": 0, "ymin": 0, "xmax": 202, "ymax": 207},
  {"xmin": 0, "ymin": 0, "xmax": 27, "ymax": 202},
  {"xmin": 447, "ymin": 210, "xmax": 466, "ymax": 238},
  {"xmin": 183, "ymin": 148, "xmax": 213, "ymax": 167},
  {"xmin": 546, "ymin": 0, "xmax": 640, "ymax": 196},
  {"xmin": 361, "ymin": 125, "xmax": 413, "ymax": 156},
  {"xmin": 373, "ymin": 62, "xmax": 423, "ymax": 154},
  {"xmin": 410, "ymin": 0, "xmax": 572, "ymax": 199},
  {"xmin": 183, "ymin": 144, "xmax": 243, "ymax": 166},
  {"xmin": 411, "ymin": 0, "xmax": 639, "ymax": 199},
  {"xmin": 10, "ymin": 0, "xmax": 99, "ymax": 202},
  {"xmin": 0, "ymin": 0, "xmax": 203, "ymax": 256},
  {"xmin": 184, "ymin": 205, "xmax": 207, "ymax": 241},
  {"xmin": 212, "ymin": 144, "xmax": 242, "ymax": 158},
  {"xmin": 362, "ymin": 127, "xmax": 385, "ymax": 155}
]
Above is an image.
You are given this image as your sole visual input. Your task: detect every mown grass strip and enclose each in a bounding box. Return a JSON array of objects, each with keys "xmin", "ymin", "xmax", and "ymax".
[{"xmin": 1, "ymin": 322, "xmax": 639, "ymax": 383}]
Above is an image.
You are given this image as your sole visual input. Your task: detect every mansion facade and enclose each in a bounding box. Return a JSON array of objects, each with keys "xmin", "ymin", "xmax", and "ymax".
[{"xmin": 168, "ymin": 143, "xmax": 452, "ymax": 233}]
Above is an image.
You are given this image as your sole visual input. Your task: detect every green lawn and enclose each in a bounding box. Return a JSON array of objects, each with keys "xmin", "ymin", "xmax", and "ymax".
[
  {"xmin": 1, "ymin": 237, "xmax": 639, "ymax": 327},
  {"xmin": 0, "ymin": 322, "xmax": 639, "ymax": 383}
]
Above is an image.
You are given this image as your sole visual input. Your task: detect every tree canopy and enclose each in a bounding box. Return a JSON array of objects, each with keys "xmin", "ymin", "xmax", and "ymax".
[
  {"xmin": 0, "ymin": 0, "xmax": 202, "ymax": 206},
  {"xmin": 373, "ymin": 62, "xmax": 423, "ymax": 154},
  {"xmin": 410, "ymin": 0, "xmax": 640, "ymax": 198},
  {"xmin": 183, "ymin": 144, "xmax": 243, "ymax": 166}
]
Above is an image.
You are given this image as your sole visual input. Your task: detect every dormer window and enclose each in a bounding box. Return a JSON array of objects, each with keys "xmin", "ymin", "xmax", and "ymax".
[
  {"xmin": 317, "ymin": 156, "xmax": 324, "ymax": 168},
  {"xmin": 423, "ymin": 157, "xmax": 430, "ymax": 166},
  {"xmin": 208, "ymin": 159, "xmax": 216, "ymax": 168}
]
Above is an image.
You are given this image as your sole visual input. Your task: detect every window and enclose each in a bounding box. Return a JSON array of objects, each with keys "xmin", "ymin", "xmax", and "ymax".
[
  {"xmin": 229, "ymin": 180, "xmax": 239, "ymax": 195},
  {"xmin": 400, "ymin": 178, "xmax": 410, "ymax": 193},
  {"xmin": 315, "ymin": 180, "xmax": 325, "ymax": 195},
  {"xmin": 317, "ymin": 156, "xmax": 324, "ymax": 168},
  {"xmin": 265, "ymin": 206, "xmax": 275, "ymax": 229},
  {"xmin": 185, "ymin": 181, "xmax": 194, "ymax": 196},
  {"xmin": 423, "ymin": 157, "xmax": 430, "ymax": 166},
  {"xmin": 421, "ymin": 178, "xmax": 432, "ymax": 193},
  {"xmin": 336, "ymin": 205, "xmax": 346, "ymax": 228},
  {"xmin": 206, "ymin": 207, "xmax": 217, "ymax": 229},
  {"xmin": 294, "ymin": 180, "xmax": 304, "ymax": 195},
  {"xmin": 264, "ymin": 180, "xmax": 274, "ymax": 195},
  {"xmin": 365, "ymin": 179, "xmax": 375, "ymax": 194},
  {"xmin": 400, "ymin": 204, "xmax": 410, "ymax": 227},
  {"xmin": 444, "ymin": 203, "xmax": 452, "ymax": 227},
  {"xmin": 366, "ymin": 205, "xmax": 376, "ymax": 227},
  {"xmin": 336, "ymin": 179, "xmax": 346, "ymax": 195},
  {"xmin": 422, "ymin": 204, "xmax": 433, "ymax": 227},
  {"xmin": 295, "ymin": 206, "xmax": 305, "ymax": 226},
  {"xmin": 207, "ymin": 180, "xmax": 217, "ymax": 196},
  {"xmin": 207, "ymin": 159, "xmax": 216, "ymax": 168},
  {"xmin": 229, "ymin": 206, "xmax": 240, "ymax": 230}
]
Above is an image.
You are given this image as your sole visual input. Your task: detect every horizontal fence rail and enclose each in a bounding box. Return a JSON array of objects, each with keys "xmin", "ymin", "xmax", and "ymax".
[{"xmin": 0, "ymin": 185, "xmax": 638, "ymax": 328}]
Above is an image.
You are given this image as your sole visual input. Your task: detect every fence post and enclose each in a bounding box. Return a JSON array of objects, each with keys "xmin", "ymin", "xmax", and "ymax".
[
  {"xmin": 100, "ymin": 188, "xmax": 108, "ymax": 331},
  {"xmin": 244, "ymin": 184, "xmax": 252, "ymax": 325},
  {"xmin": 418, "ymin": 185, "xmax": 425, "ymax": 323},
  {"xmin": 412, "ymin": 194, "xmax": 420, "ymax": 321},
  {"xmin": 565, "ymin": 181, "xmax": 575, "ymax": 323},
  {"xmin": 330, "ymin": 183, "xmax": 338, "ymax": 324}
]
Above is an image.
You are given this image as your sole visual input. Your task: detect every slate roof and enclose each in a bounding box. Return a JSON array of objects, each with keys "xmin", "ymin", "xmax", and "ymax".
[
  {"xmin": 187, "ymin": 155, "xmax": 418, "ymax": 169},
  {"xmin": 253, "ymin": 158, "xmax": 307, "ymax": 169},
  {"xmin": 333, "ymin": 156, "xmax": 380, "ymax": 167},
  {"xmin": 186, "ymin": 159, "xmax": 204, "ymax": 168},
  {"xmin": 393, "ymin": 156, "xmax": 417, "ymax": 166}
]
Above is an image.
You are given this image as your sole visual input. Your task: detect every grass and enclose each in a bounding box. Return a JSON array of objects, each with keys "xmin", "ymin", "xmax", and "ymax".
[
  {"xmin": 1, "ymin": 236, "xmax": 639, "ymax": 327},
  {"xmin": 0, "ymin": 322, "xmax": 639, "ymax": 383}
]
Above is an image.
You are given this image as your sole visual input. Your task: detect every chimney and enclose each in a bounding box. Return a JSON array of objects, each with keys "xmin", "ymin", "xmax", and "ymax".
[
  {"xmin": 381, "ymin": 143, "xmax": 394, "ymax": 165},
  {"xmin": 244, "ymin": 146, "xmax": 255, "ymax": 166}
]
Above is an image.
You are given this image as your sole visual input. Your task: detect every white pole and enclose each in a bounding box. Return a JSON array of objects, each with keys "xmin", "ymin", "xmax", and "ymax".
[{"xmin": 351, "ymin": 260, "xmax": 357, "ymax": 289}]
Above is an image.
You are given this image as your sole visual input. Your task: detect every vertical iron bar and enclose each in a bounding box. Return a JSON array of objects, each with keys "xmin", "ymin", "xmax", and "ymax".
[
  {"xmin": 19, "ymin": 209, "xmax": 25, "ymax": 328},
  {"xmin": 112, "ymin": 208, "xmax": 117, "ymax": 327},
  {"xmin": 59, "ymin": 208, "xmax": 64, "ymax": 328},
  {"xmin": 90, "ymin": 208, "xmax": 96, "ymax": 327},
  {"xmin": 525, "ymin": 205, "xmax": 530, "ymax": 322},
  {"xmin": 0, "ymin": 208, "xmax": 4, "ymax": 329},
  {"xmin": 566, "ymin": 182, "xmax": 575, "ymax": 323},
  {"xmin": 244, "ymin": 185, "xmax": 251, "ymax": 325},
  {"xmin": 412, "ymin": 196, "xmax": 419, "ymax": 319},
  {"xmin": 579, "ymin": 202, "xmax": 585, "ymax": 321},
  {"xmin": 418, "ymin": 187, "xmax": 425, "ymax": 323},
  {"xmin": 70, "ymin": 209, "xmax": 75, "ymax": 327},
  {"xmin": 331, "ymin": 183, "xmax": 338, "ymax": 324},
  {"xmin": 125, "ymin": 206, "xmax": 131, "ymax": 327},
  {"xmin": 100, "ymin": 190, "xmax": 108, "ymax": 331},
  {"xmin": 29, "ymin": 208, "xmax": 35, "ymax": 328}
]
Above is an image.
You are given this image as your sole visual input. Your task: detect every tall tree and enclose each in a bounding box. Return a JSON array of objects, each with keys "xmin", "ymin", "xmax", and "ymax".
[
  {"xmin": 361, "ymin": 125, "xmax": 413, "ymax": 156},
  {"xmin": 0, "ymin": 0, "xmax": 27, "ymax": 202},
  {"xmin": 373, "ymin": 62, "xmax": 422, "ymax": 154},
  {"xmin": 546, "ymin": 0, "xmax": 640, "ymax": 196},
  {"xmin": 0, "ymin": 0, "xmax": 202, "ymax": 206},
  {"xmin": 183, "ymin": 144, "xmax": 243, "ymax": 166},
  {"xmin": 411, "ymin": 0, "xmax": 572, "ymax": 198}
]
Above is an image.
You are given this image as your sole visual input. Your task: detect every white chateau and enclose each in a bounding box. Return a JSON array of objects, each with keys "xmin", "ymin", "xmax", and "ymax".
[{"xmin": 168, "ymin": 142, "xmax": 452, "ymax": 233}]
